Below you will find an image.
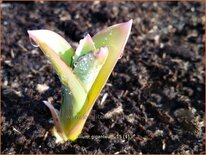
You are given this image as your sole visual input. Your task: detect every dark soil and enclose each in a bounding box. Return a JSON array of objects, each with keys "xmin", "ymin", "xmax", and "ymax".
[{"xmin": 1, "ymin": 1, "xmax": 205, "ymax": 154}]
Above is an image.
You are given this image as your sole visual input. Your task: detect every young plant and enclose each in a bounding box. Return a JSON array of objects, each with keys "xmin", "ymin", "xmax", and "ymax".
[{"xmin": 28, "ymin": 20, "xmax": 132, "ymax": 143}]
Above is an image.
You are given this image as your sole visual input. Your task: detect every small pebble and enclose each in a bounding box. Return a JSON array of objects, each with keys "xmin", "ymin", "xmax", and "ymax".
[{"xmin": 36, "ymin": 84, "xmax": 49, "ymax": 93}]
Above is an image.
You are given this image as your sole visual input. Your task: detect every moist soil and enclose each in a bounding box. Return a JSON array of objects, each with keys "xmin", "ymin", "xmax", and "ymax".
[{"xmin": 1, "ymin": 1, "xmax": 205, "ymax": 154}]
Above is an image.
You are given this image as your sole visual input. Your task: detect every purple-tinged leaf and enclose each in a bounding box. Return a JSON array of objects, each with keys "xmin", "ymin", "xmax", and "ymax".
[
  {"xmin": 28, "ymin": 30, "xmax": 74, "ymax": 66},
  {"xmin": 43, "ymin": 101, "xmax": 63, "ymax": 134},
  {"xmin": 72, "ymin": 34, "xmax": 96, "ymax": 65}
]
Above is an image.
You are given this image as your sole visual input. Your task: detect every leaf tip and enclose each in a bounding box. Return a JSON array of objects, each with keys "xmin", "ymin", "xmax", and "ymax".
[
  {"xmin": 84, "ymin": 33, "xmax": 93, "ymax": 41},
  {"xmin": 122, "ymin": 19, "xmax": 133, "ymax": 33},
  {"xmin": 128, "ymin": 19, "xmax": 133, "ymax": 25},
  {"xmin": 27, "ymin": 30, "xmax": 36, "ymax": 40},
  {"xmin": 94, "ymin": 47, "xmax": 108, "ymax": 64}
]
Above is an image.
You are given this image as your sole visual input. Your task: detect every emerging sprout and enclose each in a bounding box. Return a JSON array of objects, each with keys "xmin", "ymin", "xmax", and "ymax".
[{"xmin": 28, "ymin": 20, "xmax": 132, "ymax": 143}]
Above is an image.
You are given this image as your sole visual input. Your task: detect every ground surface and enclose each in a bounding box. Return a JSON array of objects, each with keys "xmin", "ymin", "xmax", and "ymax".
[{"xmin": 1, "ymin": 1, "xmax": 205, "ymax": 154}]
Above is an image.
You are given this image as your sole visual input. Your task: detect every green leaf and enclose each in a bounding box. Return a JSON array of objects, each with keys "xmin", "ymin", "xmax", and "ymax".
[
  {"xmin": 59, "ymin": 47, "xmax": 108, "ymax": 141},
  {"xmin": 28, "ymin": 30, "xmax": 87, "ymax": 119},
  {"xmin": 28, "ymin": 30, "xmax": 75, "ymax": 66},
  {"xmin": 64, "ymin": 20, "xmax": 133, "ymax": 140},
  {"xmin": 28, "ymin": 20, "xmax": 132, "ymax": 141},
  {"xmin": 78, "ymin": 20, "xmax": 133, "ymax": 126}
]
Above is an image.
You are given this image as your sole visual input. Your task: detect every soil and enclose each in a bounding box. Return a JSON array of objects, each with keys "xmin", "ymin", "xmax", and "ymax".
[{"xmin": 1, "ymin": 1, "xmax": 205, "ymax": 154}]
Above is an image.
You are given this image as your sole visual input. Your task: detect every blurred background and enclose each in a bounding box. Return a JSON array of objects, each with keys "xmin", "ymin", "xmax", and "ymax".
[{"xmin": 1, "ymin": 1, "xmax": 205, "ymax": 154}]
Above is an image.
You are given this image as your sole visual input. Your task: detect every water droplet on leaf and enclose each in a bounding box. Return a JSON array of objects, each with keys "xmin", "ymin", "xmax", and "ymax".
[
  {"xmin": 64, "ymin": 87, "xmax": 72, "ymax": 95},
  {"xmin": 29, "ymin": 37, "xmax": 39, "ymax": 47},
  {"xmin": 75, "ymin": 55, "xmax": 89, "ymax": 71}
]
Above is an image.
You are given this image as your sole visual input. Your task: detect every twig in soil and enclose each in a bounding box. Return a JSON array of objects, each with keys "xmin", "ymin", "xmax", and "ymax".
[
  {"xmin": 18, "ymin": 43, "xmax": 28, "ymax": 52},
  {"xmin": 123, "ymin": 90, "xmax": 129, "ymax": 97},
  {"xmin": 104, "ymin": 104, "xmax": 123, "ymax": 119},
  {"xmin": 100, "ymin": 93, "xmax": 108, "ymax": 106},
  {"xmin": 43, "ymin": 131, "xmax": 49, "ymax": 141},
  {"xmin": 12, "ymin": 127, "xmax": 21, "ymax": 134},
  {"xmin": 106, "ymin": 83, "xmax": 113, "ymax": 87},
  {"xmin": 10, "ymin": 49, "xmax": 14, "ymax": 58}
]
